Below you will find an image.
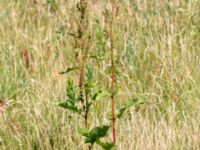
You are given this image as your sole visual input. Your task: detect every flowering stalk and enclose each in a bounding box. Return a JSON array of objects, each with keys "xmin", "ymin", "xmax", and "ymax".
[{"xmin": 109, "ymin": 1, "xmax": 116, "ymax": 144}]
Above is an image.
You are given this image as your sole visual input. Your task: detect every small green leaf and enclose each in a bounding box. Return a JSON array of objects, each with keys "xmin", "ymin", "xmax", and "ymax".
[
  {"xmin": 116, "ymin": 106, "xmax": 126, "ymax": 119},
  {"xmin": 66, "ymin": 80, "xmax": 77, "ymax": 102},
  {"xmin": 85, "ymin": 82, "xmax": 94, "ymax": 90},
  {"xmin": 96, "ymin": 140, "xmax": 115, "ymax": 150},
  {"xmin": 59, "ymin": 67, "xmax": 79, "ymax": 74},
  {"xmin": 108, "ymin": 106, "xmax": 126, "ymax": 120},
  {"xmin": 125, "ymin": 99, "xmax": 145, "ymax": 108},
  {"xmin": 108, "ymin": 98, "xmax": 146, "ymax": 120},
  {"xmin": 58, "ymin": 102, "xmax": 81, "ymax": 114},
  {"xmin": 92, "ymin": 89, "xmax": 111, "ymax": 101},
  {"xmin": 78, "ymin": 127, "xmax": 89, "ymax": 137},
  {"xmin": 94, "ymin": 125, "xmax": 110, "ymax": 138},
  {"xmin": 46, "ymin": 0, "xmax": 55, "ymax": 5},
  {"xmin": 86, "ymin": 64, "xmax": 94, "ymax": 81},
  {"xmin": 90, "ymin": 55, "xmax": 106, "ymax": 61},
  {"xmin": 100, "ymin": 143, "xmax": 115, "ymax": 150},
  {"xmin": 57, "ymin": 80, "xmax": 82, "ymax": 114}
]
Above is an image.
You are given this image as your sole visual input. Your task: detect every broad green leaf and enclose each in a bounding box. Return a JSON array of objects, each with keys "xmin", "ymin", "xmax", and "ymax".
[
  {"xmin": 85, "ymin": 125, "xmax": 110, "ymax": 144},
  {"xmin": 78, "ymin": 127, "xmax": 89, "ymax": 136},
  {"xmin": 94, "ymin": 125, "xmax": 110, "ymax": 138},
  {"xmin": 85, "ymin": 135, "xmax": 96, "ymax": 144},
  {"xmin": 58, "ymin": 102, "xmax": 81, "ymax": 114},
  {"xmin": 96, "ymin": 139, "xmax": 115, "ymax": 150},
  {"xmin": 59, "ymin": 67, "xmax": 79, "ymax": 74},
  {"xmin": 99, "ymin": 143, "xmax": 115, "ymax": 150}
]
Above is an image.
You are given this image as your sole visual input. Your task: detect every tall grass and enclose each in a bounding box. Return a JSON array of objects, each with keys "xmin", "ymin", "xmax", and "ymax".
[{"xmin": 0, "ymin": 0, "xmax": 200, "ymax": 149}]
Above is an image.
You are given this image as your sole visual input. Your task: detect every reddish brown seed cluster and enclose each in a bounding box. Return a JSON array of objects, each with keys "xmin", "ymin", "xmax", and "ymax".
[
  {"xmin": 21, "ymin": 49, "xmax": 30, "ymax": 69},
  {"xmin": 0, "ymin": 99, "xmax": 9, "ymax": 114}
]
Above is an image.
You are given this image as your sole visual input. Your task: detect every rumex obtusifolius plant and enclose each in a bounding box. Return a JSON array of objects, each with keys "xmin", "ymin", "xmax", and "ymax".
[
  {"xmin": 58, "ymin": 0, "xmax": 114, "ymax": 149},
  {"xmin": 58, "ymin": 62, "xmax": 117, "ymax": 150},
  {"xmin": 57, "ymin": 0, "xmax": 145, "ymax": 149}
]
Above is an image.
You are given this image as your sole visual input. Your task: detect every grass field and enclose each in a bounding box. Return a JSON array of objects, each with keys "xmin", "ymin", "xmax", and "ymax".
[{"xmin": 0, "ymin": 0, "xmax": 200, "ymax": 150}]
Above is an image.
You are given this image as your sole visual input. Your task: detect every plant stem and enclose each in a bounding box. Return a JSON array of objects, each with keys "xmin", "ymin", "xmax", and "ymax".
[
  {"xmin": 111, "ymin": 43, "xmax": 116, "ymax": 144},
  {"xmin": 110, "ymin": 2, "xmax": 116, "ymax": 144},
  {"xmin": 85, "ymin": 89, "xmax": 89, "ymax": 128},
  {"xmin": 77, "ymin": 1, "xmax": 91, "ymax": 150},
  {"xmin": 111, "ymin": 72, "xmax": 116, "ymax": 144}
]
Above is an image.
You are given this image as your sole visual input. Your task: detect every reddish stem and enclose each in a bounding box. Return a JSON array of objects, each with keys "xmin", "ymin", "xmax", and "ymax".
[
  {"xmin": 85, "ymin": 107, "xmax": 88, "ymax": 128},
  {"xmin": 110, "ymin": 15, "xmax": 116, "ymax": 144},
  {"xmin": 85, "ymin": 89, "xmax": 91, "ymax": 150},
  {"xmin": 111, "ymin": 73, "xmax": 116, "ymax": 144},
  {"xmin": 21, "ymin": 49, "xmax": 30, "ymax": 69}
]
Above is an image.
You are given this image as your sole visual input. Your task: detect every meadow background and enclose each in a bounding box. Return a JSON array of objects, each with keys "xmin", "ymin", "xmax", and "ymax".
[{"xmin": 0, "ymin": 0, "xmax": 200, "ymax": 149}]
